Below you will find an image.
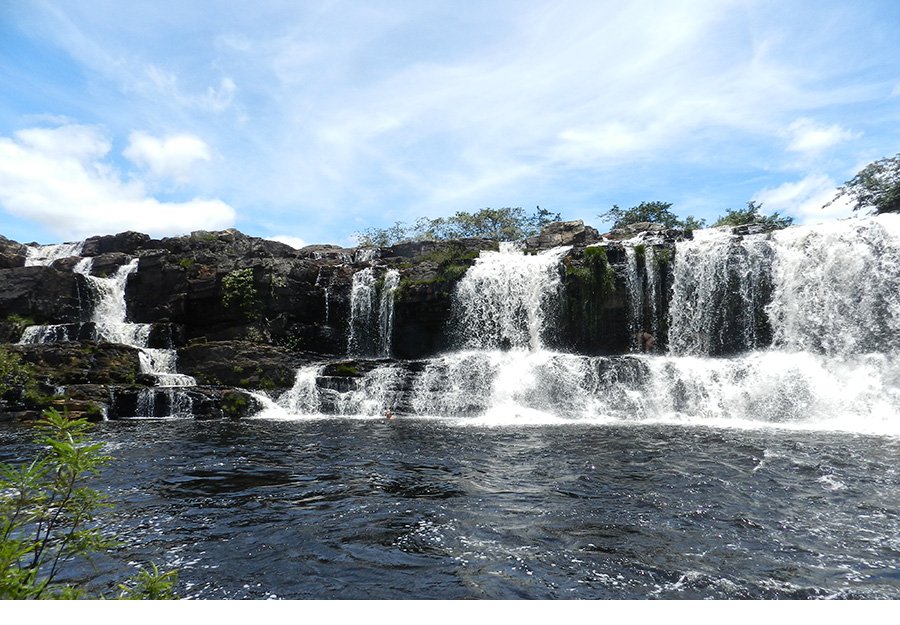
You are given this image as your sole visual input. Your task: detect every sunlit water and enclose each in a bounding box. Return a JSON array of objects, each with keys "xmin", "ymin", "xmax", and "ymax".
[{"xmin": 2, "ymin": 419, "xmax": 898, "ymax": 599}]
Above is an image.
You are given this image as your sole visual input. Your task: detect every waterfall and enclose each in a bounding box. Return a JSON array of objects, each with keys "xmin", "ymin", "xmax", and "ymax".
[
  {"xmin": 24, "ymin": 241, "xmax": 85, "ymax": 267},
  {"xmin": 261, "ymin": 349, "xmax": 900, "ymax": 434},
  {"xmin": 80, "ymin": 259, "xmax": 196, "ymax": 389},
  {"xmin": 623, "ymin": 247, "xmax": 643, "ymax": 350},
  {"xmin": 134, "ymin": 388, "xmax": 195, "ymax": 419},
  {"xmin": 269, "ymin": 363, "xmax": 403, "ymax": 417},
  {"xmin": 453, "ymin": 243, "xmax": 570, "ymax": 350},
  {"xmin": 347, "ymin": 267, "xmax": 399, "ymax": 358},
  {"xmin": 17, "ymin": 249, "xmax": 197, "ymax": 416},
  {"xmin": 668, "ymin": 228, "xmax": 774, "ymax": 356},
  {"xmin": 314, "ymin": 267, "xmax": 331, "ymax": 324},
  {"xmin": 644, "ymin": 246, "xmax": 660, "ymax": 337},
  {"xmin": 347, "ymin": 268, "xmax": 377, "ymax": 356},
  {"xmin": 378, "ymin": 269, "xmax": 400, "ymax": 357},
  {"xmin": 767, "ymin": 216, "xmax": 900, "ymax": 356}
]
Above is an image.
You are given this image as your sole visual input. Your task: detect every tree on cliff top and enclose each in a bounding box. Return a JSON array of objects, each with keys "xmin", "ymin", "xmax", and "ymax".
[
  {"xmin": 598, "ymin": 201, "xmax": 705, "ymax": 231},
  {"xmin": 355, "ymin": 206, "xmax": 561, "ymax": 246},
  {"xmin": 712, "ymin": 201, "xmax": 793, "ymax": 230},
  {"xmin": 828, "ymin": 153, "xmax": 900, "ymax": 214}
]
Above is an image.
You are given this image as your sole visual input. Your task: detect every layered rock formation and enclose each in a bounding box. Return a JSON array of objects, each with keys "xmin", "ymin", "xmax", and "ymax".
[{"xmin": 0, "ymin": 221, "xmax": 684, "ymax": 420}]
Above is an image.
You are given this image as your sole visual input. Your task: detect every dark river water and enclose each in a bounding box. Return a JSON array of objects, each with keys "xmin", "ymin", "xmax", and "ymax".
[{"xmin": 2, "ymin": 417, "xmax": 899, "ymax": 599}]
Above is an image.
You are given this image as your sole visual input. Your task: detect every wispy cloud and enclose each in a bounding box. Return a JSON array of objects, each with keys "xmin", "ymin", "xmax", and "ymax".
[
  {"xmin": 2, "ymin": 1, "xmax": 899, "ymax": 243},
  {"xmin": 754, "ymin": 173, "xmax": 855, "ymax": 224}
]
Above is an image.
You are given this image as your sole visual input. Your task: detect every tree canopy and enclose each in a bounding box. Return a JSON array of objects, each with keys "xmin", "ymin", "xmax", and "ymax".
[
  {"xmin": 355, "ymin": 206, "xmax": 561, "ymax": 246},
  {"xmin": 712, "ymin": 201, "xmax": 793, "ymax": 230},
  {"xmin": 828, "ymin": 153, "xmax": 900, "ymax": 214},
  {"xmin": 598, "ymin": 201, "xmax": 706, "ymax": 231}
]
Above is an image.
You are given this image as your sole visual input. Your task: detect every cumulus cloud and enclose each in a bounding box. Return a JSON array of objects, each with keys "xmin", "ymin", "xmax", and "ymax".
[
  {"xmin": 0, "ymin": 125, "xmax": 236, "ymax": 239},
  {"xmin": 754, "ymin": 173, "xmax": 856, "ymax": 224},
  {"xmin": 124, "ymin": 131, "xmax": 212, "ymax": 183},
  {"xmin": 267, "ymin": 235, "xmax": 307, "ymax": 249},
  {"xmin": 785, "ymin": 118, "xmax": 859, "ymax": 156}
]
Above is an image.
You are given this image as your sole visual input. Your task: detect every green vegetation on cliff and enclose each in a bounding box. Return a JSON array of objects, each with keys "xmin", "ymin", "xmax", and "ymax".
[
  {"xmin": 712, "ymin": 201, "xmax": 793, "ymax": 230},
  {"xmin": 355, "ymin": 206, "xmax": 561, "ymax": 246},
  {"xmin": 598, "ymin": 201, "xmax": 706, "ymax": 231}
]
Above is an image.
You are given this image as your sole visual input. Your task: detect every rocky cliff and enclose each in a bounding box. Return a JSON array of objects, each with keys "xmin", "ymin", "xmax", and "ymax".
[{"xmin": 0, "ymin": 220, "xmax": 685, "ymax": 421}]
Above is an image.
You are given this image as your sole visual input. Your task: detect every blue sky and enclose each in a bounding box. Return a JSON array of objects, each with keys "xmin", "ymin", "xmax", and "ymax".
[{"xmin": 1, "ymin": 0, "xmax": 899, "ymax": 246}]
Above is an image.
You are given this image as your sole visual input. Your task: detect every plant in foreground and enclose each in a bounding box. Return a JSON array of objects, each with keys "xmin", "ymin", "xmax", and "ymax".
[{"xmin": 0, "ymin": 409, "xmax": 177, "ymax": 599}]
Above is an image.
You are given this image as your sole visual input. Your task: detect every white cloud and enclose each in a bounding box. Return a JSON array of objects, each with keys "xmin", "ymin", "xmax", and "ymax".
[
  {"xmin": 124, "ymin": 131, "xmax": 212, "ymax": 183},
  {"xmin": 0, "ymin": 125, "xmax": 236, "ymax": 239},
  {"xmin": 267, "ymin": 235, "xmax": 306, "ymax": 249},
  {"xmin": 785, "ymin": 118, "xmax": 859, "ymax": 156},
  {"xmin": 754, "ymin": 173, "xmax": 856, "ymax": 224}
]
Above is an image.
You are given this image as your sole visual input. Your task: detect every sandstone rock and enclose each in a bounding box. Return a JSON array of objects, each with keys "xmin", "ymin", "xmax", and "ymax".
[{"xmin": 0, "ymin": 235, "xmax": 26, "ymax": 269}]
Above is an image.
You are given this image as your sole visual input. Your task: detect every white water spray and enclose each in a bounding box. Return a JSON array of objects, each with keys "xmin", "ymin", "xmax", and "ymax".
[
  {"xmin": 668, "ymin": 228, "xmax": 774, "ymax": 356},
  {"xmin": 454, "ymin": 243, "xmax": 570, "ymax": 350}
]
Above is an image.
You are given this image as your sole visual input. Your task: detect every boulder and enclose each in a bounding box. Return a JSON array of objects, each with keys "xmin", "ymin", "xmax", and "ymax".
[
  {"xmin": 523, "ymin": 220, "xmax": 601, "ymax": 250},
  {"xmin": 177, "ymin": 340, "xmax": 298, "ymax": 390},
  {"xmin": 0, "ymin": 235, "xmax": 26, "ymax": 269},
  {"xmin": 82, "ymin": 231, "xmax": 151, "ymax": 256},
  {"xmin": 9, "ymin": 342, "xmax": 143, "ymax": 385},
  {"xmin": 0, "ymin": 266, "xmax": 94, "ymax": 324}
]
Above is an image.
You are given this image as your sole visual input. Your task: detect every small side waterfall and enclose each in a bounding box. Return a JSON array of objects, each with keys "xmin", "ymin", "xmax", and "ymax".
[
  {"xmin": 271, "ymin": 363, "xmax": 404, "ymax": 417},
  {"xmin": 18, "ymin": 243, "xmax": 92, "ymax": 344},
  {"xmin": 624, "ymin": 247, "xmax": 644, "ymax": 350},
  {"xmin": 377, "ymin": 269, "xmax": 400, "ymax": 357},
  {"xmin": 453, "ymin": 243, "xmax": 570, "ymax": 350},
  {"xmin": 24, "ymin": 242, "xmax": 85, "ymax": 267},
  {"xmin": 80, "ymin": 259, "xmax": 196, "ymax": 390},
  {"xmin": 644, "ymin": 246, "xmax": 660, "ymax": 337},
  {"xmin": 668, "ymin": 229, "xmax": 774, "ymax": 356},
  {"xmin": 347, "ymin": 267, "xmax": 400, "ymax": 358}
]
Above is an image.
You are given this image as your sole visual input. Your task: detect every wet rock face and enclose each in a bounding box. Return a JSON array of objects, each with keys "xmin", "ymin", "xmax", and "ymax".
[
  {"xmin": 0, "ymin": 235, "xmax": 27, "ymax": 269},
  {"xmin": 176, "ymin": 341, "xmax": 298, "ymax": 390},
  {"xmin": 0, "ymin": 222, "xmax": 693, "ymax": 419},
  {"xmin": 10, "ymin": 342, "xmax": 143, "ymax": 385},
  {"xmin": 0, "ymin": 266, "xmax": 93, "ymax": 324}
]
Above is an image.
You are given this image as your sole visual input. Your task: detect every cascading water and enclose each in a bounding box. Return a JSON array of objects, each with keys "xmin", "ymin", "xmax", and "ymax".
[
  {"xmin": 623, "ymin": 246, "xmax": 644, "ymax": 350},
  {"xmin": 347, "ymin": 267, "xmax": 400, "ymax": 358},
  {"xmin": 453, "ymin": 243, "xmax": 570, "ymax": 351},
  {"xmin": 264, "ymin": 215, "xmax": 900, "ymax": 435},
  {"xmin": 377, "ymin": 269, "xmax": 400, "ymax": 357},
  {"xmin": 24, "ymin": 241, "xmax": 85, "ymax": 267},
  {"xmin": 18, "ymin": 242, "xmax": 92, "ymax": 343},
  {"xmin": 20, "ymin": 250, "xmax": 197, "ymax": 417},
  {"xmin": 668, "ymin": 228, "xmax": 774, "ymax": 356},
  {"xmin": 767, "ymin": 216, "xmax": 900, "ymax": 356}
]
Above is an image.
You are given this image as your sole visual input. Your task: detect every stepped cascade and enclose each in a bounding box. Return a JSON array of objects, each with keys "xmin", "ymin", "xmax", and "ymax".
[
  {"xmin": 264, "ymin": 215, "xmax": 900, "ymax": 434},
  {"xmin": 4, "ymin": 216, "xmax": 899, "ymax": 432},
  {"xmin": 16, "ymin": 243, "xmax": 197, "ymax": 418}
]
